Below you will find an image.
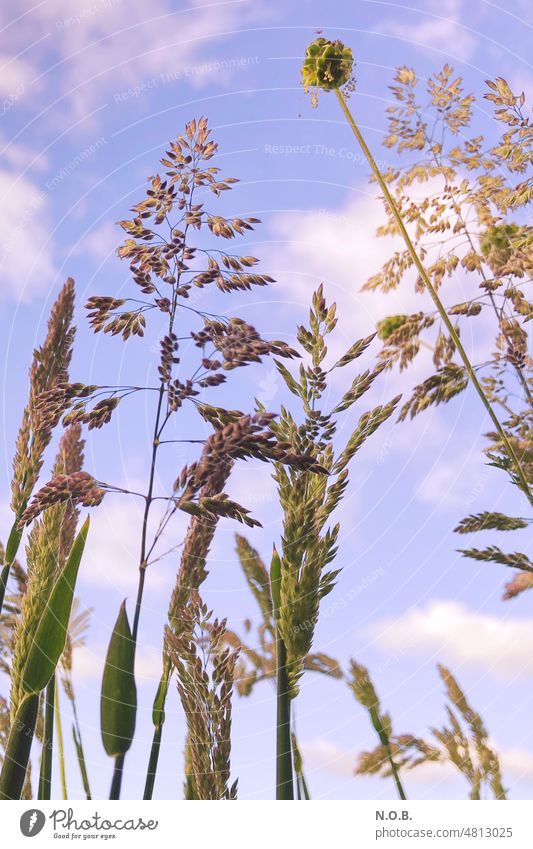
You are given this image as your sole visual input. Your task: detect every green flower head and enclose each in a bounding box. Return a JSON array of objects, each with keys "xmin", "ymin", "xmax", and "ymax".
[{"xmin": 301, "ymin": 38, "xmax": 354, "ymax": 93}]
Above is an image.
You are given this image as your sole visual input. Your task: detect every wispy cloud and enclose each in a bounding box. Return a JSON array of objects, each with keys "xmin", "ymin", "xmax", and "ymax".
[
  {"xmin": 302, "ymin": 735, "xmax": 533, "ymax": 790},
  {"xmin": 380, "ymin": 0, "xmax": 478, "ymax": 62},
  {"xmin": 0, "ymin": 168, "xmax": 56, "ymax": 302},
  {"xmin": 0, "ymin": 0, "xmax": 264, "ymax": 121},
  {"xmin": 371, "ymin": 600, "xmax": 533, "ymax": 681}
]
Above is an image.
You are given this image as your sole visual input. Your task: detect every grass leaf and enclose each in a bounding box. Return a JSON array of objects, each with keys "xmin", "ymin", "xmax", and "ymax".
[
  {"xmin": 100, "ymin": 601, "xmax": 137, "ymax": 758},
  {"xmin": 22, "ymin": 516, "xmax": 90, "ymax": 695}
]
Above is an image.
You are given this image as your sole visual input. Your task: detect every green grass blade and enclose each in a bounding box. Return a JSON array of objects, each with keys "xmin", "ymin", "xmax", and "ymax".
[
  {"xmin": 0, "ymin": 520, "xmax": 23, "ymax": 614},
  {"xmin": 100, "ymin": 601, "xmax": 137, "ymax": 759},
  {"xmin": 0, "ymin": 694, "xmax": 39, "ymax": 799},
  {"xmin": 270, "ymin": 545, "xmax": 282, "ymax": 620},
  {"xmin": 22, "ymin": 517, "xmax": 90, "ymax": 695}
]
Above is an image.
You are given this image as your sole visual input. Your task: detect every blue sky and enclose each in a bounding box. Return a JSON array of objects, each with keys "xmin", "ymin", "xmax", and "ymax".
[{"xmin": 1, "ymin": 0, "xmax": 532, "ymax": 800}]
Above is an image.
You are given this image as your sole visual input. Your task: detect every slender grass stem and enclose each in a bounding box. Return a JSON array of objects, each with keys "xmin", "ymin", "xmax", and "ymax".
[
  {"xmin": 143, "ymin": 724, "xmax": 163, "ymax": 800},
  {"xmin": 291, "ymin": 732, "xmax": 310, "ymax": 800},
  {"xmin": 54, "ymin": 680, "xmax": 68, "ymax": 800},
  {"xmin": 132, "ymin": 384, "xmax": 166, "ymax": 645},
  {"xmin": 276, "ymin": 633, "xmax": 294, "ymax": 800},
  {"xmin": 369, "ymin": 708, "xmax": 406, "ymax": 800},
  {"xmin": 143, "ymin": 666, "xmax": 171, "ymax": 799},
  {"xmin": 335, "ymin": 88, "xmax": 532, "ymax": 505},
  {"xmin": 38, "ymin": 677, "xmax": 55, "ymax": 800},
  {"xmin": 71, "ymin": 699, "xmax": 92, "ymax": 799},
  {"xmin": 109, "ymin": 754, "xmax": 125, "ymax": 800}
]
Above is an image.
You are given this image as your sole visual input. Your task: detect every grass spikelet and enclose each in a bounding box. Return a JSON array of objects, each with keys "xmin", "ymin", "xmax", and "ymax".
[
  {"xmin": 166, "ymin": 595, "xmax": 239, "ymax": 800},
  {"xmin": 10, "ymin": 426, "xmax": 85, "ymax": 722},
  {"xmin": 349, "ymin": 661, "xmax": 406, "ymax": 800},
  {"xmin": 1, "ymin": 279, "xmax": 76, "ymax": 613},
  {"xmin": 270, "ymin": 287, "xmax": 399, "ymax": 697}
]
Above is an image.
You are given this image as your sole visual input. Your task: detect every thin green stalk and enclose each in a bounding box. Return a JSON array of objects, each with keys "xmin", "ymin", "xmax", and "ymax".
[
  {"xmin": 0, "ymin": 693, "xmax": 39, "ymax": 799},
  {"xmin": 369, "ymin": 708, "xmax": 406, "ymax": 801},
  {"xmin": 143, "ymin": 666, "xmax": 170, "ymax": 799},
  {"xmin": 276, "ymin": 633, "xmax": 294, "ymax": 800},
  {"xmin": 292, "ymin": 732, "xmax": 310, "ymax": 800},
  {"xmin": 38, "ymin": 677, "xmax": 55, "ymax": 800},
  {"xmin": 131, "ymin": 384, "xmax": 166, "ymax": 645},
  {"xmin": 335, "ymin": 88, "xmax": 532, "ymax": 505},
  {"xmin": 54, "ymin": 680, "xmax": 67, "ymax": 800},
  {"xmin": 130, "ymin": 185, "xmax": 197, "ymax": 651},
  {"xmin": 110, "ymin": 754, "xmax": 125, "ymax": 800},
  {"xmin": 144, "ymin": 724, "xmax": 163, "ymax": 800},
  {"xmin": 71, "ymin": 700, "xmax": 91, "ymax": 799}
]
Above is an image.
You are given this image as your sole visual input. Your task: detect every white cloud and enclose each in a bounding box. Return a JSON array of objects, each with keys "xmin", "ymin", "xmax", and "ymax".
[
  {"xmin": 266, "ymin": 185, "xmax": 494, "ymax": 369},
  {"xmin": 0, "ymin": 133, "xmax": 49, "ymax": 173},
  {"xmin": 73, "ymin": 642, "xmax": 163, "ymax": 686},
  {"xmin": 79, "ymin": 220, "xmax": 121, "ymax": 264},
  {"xmin": 301, "ymin": 737, "xmax": 356, "ymax": 779},
  {"xmin": 0, "ymin": 169, "xmax": 56, "ymax": 302},
  {"xmin": 371, "ymin": 600, "xmax": 533, "ymax": 682},
  {"xmin": 0, "ymin": 0, "xmax": 264, "ymax": 120},
  {"xmin": 80, "ymin": 496, "xmax": 188, "ymax": 595},
  {"xmin": 0, "ymin": 52, "xmax": 37, "ymax": 97},
  {"xmin": 302, "ymin": 736, "xmax": 533, "ymax": 790},
  {"xmin": 381, "ymin": 0, "xmax": 477, "ymax": 61},
  {"xmin": 416, "ymin": 449, "xmax": 492, "ymax": 510}
]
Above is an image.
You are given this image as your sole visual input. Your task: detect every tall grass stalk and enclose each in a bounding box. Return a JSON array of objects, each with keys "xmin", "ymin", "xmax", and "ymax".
[
  {"xmin": 349, "ymin": 661, "xmax": 406, "ymax": 800},
  {"xmin": 301, "ymin": 38, "xmax": 530, "ymax": 504},
  {"xmin": 275, "ymin": 634, "xmax": 293, "ymax": 799},
  {"xmin": 85, "ymin": 119, "xmax": 308, "ymax": 794},
  {"xmin": 332, "ymin": 90, "xmax": 531, "ymax": 504},
  {"xmin": 271, "ymin": 546, "xmax": 293, "ymax": 799},
  {"xmin": 0, "ymin": 279, "xmax": 76, "ymax": 614},
  {"xmin": 264, "ymin": 286, "xmax": 398, "ymax": 799}
]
